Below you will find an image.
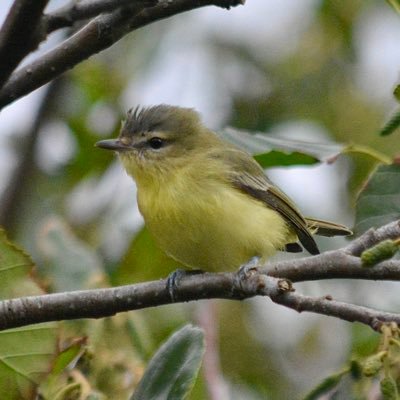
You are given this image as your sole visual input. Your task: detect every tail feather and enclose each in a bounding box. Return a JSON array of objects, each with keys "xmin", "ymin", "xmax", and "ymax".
[{"xmin": 305, "ymin": 217, "xmax": 353, "ymax": 237}]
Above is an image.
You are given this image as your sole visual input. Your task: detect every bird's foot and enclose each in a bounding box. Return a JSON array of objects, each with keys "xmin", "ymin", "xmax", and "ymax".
[
  {"xmin": 236, "ymin": 256, "xmax": 261, "ymax": 281},
  {"xmin": 166, "ymin": 268, "xmax": 204, "ymax": 302}
]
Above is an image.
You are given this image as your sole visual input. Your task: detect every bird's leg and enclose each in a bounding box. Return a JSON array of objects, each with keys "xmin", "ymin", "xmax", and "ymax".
[
  {"xmin": 166, "ymin": 268, "xmax": 204, "ymax": 302},
  {"xmin": 236, "ymin": 256, "xmax": 261, "ymax": 281}
]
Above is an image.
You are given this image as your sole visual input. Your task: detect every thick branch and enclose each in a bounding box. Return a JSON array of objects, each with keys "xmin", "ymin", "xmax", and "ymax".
[
  {"xmin": 0, "ymin": 0, "xmax": 244, "ymax": 109},
  {"xmin": 0, "ymin": 5, "xmax": 142, "ymax": 109},
  {"xmin": 0, "ymin": 0, "xmax": 50, "ymax": 88},
  {"xmin": 0, "ymin": 267, "xmax": 399, "ymax": 332},
  {"xmin": 0, "ymin": 272, "xmax": 276, "ymax": 330}
]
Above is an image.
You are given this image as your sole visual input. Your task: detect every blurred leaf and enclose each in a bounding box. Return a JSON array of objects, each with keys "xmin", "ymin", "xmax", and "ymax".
[
  {"xmin": 37, "ymin": 216, "xmax": 105, "ymax": 291},
  {"xmin": 221, "ymin": 128, "xmax": 391, "ymax": 166},
  {"xmin": 338, "ymin": 144, "xmax": 392, "ymax": 164},
  {"xmin": 67, "ymin": 115, "xmax": 120, "ymax": 183},
  {"xmin": 72, "ymin": 62, "xmax": 124, "ymax": 104},
  {"xmin": 318, "ymin": 0, "xmax": 361, "ymax": 52},
  {"xmin": 131, "ymin": 325, "xmax": 204, "ymax": 400},
  {"xmin": 254, "ymin": 150, "xmax": 318, "ymax": 168},
  {"xmin": 387, "ymin": 0, "xmax": 400, "ymax": 14},
  {"xmin": 220, "ymin": 127, "xmax": 344, "ymax": 162},
  {"xmin": 88, "ymin": 316, "xmax": 144, "ymax": 398},
  {"xmin": 39, "ymin": 338, "xmax": 87, "ymax": 399},
  {"xmin": 112, "ymin": 227, "xmax": 180, "ymax": 285},
  {"xmin": 126, "ymin": 314, "xmax": 153, "ymax": 362},
  {"xmin": 52, "ymin": 339, "xmax": 86, "ymax": 375},
  {"xmin": 0, "ymin": 229, "xmax": 58, "ymax": 399},
  {"xmin": 354, "ymin": 164, "xmax": 400, "ymax": 236},
  {"xmin": 395, "ymin": 84, "xmax": 400, "ymax": 102},
  {"xmin": 302, "ymin": 369, "xmax": 349, "ymax": 400},
  {"xmin": 379, "ymin": 110, "xmax": 400, "ymax": 137},
  {"xmin": 351, "ymin": 325, "xmax": 380, "ymax": 358}
]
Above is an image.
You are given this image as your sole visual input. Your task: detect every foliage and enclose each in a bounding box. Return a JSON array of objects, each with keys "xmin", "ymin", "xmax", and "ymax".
[
  {"xmin": 304, "ymin": 324, "xmax": 400, "ymax": 399},
  {"xmin": 0, "ymin": 230, "xmax": 58, "ymax": 399},
  {"xmin": 355, "ymin": 164, "xmax": 400, "ymax": 236},
  {"xmin": 131, "ymin": 325, "xmax": 204, "ymax": 400},
  {"xmin": 0, "ymin": 0, "xmax": 400, "ymax": 399}
]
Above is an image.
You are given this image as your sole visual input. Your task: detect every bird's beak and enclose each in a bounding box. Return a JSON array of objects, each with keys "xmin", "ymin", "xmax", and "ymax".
[{"xmin": 95, "ymin": 139, "xmax": 129, "ymax": 151}]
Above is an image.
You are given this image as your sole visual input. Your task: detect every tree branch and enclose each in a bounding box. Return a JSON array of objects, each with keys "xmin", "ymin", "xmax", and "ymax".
[
  {"xmin": 0, "ymin": 220, "xmax": 399, "ymax": 332},
  {"xmin": 45, "ymin": 0, "xmax": 158, "ymax": 33},
  {"xmin": 0, "ymin": 0, "xmax": 50, "ymax": 89},
  {"xmin": 267, "ymin": 220, "xmax": 400, "ymax": 282},
  {"xmin": 0, "ymin": 0, "xmax": 244, "ymax": 110}
]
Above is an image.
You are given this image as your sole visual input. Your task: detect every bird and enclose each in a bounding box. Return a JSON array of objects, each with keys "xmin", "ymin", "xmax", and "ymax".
[{"xmin": 96, "ymin": 104, "xmax": 351, "ymax": 274}]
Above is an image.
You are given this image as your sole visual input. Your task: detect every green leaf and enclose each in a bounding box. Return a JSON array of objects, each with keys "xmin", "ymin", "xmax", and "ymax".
[
  {"xmin": 387, "ymin": 0, "xmax": 400, "ymax": 14},
  {"xmin": 354, "ymin": 164, "xmax": 400, "ymax": 236},
  {"xmin": 131, "ymin": 325, "xmax": 204, "ymax": 400},
  {"xmin": 51, "ymin": 339, "xmax": 86, "ymax": 376},
  {"xmin": 220, "ymin": 128, "xmax": 391, "ymax": 166},
  {"xmin": 394, "ymin": 84, "xmax": 400, "ymax": 102},
  {"xmin": 302, "ymin": 369, "xmax": 349, "ymax": 400},
  {"xmin": 220, "ymin": 127, "xmax": 344, "ymax": 163},
  {"xmin": 37, "ymin": 216, "xmax": 104, "ymax": 291},
  {"xmin": 0, "ymin": 229, "xmax": 58, "ymax": 399},
  {"xmin": 112, "ymin": 226, "xmax": 180, "ymax": 285},
  {"xmin": 253, "ymin": 150, "xmax": 318, "ymax": 168},
  {"xmin": 379, "ymin": 110, "xmax": 400, "ymax": 137},
  {"xmin": 38, "ymin": 338, "xmax": 87, "ymax": 399}
]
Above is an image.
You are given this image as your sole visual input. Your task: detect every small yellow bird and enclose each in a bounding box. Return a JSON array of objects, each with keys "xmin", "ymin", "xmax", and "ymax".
[{"xmin": 96, "ymin": 105, "xmax": 351, "ymax": 273}]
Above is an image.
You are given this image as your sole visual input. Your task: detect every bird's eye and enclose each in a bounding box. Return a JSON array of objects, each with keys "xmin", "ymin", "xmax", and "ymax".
[{"xmin": 148, "ymin": 137, "xmax": 164, "ymax": 150}]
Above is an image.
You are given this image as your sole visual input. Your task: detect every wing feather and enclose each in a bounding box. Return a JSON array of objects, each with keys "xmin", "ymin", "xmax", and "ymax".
[{"xmin": 210, "ymin": 147, "xmax": 320, "ymax": 255}]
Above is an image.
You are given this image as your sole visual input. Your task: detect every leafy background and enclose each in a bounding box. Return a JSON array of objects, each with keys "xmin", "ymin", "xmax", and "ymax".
[{"xmin": 0, "ymin": 0, "xmax": 400, "ymax": 398}]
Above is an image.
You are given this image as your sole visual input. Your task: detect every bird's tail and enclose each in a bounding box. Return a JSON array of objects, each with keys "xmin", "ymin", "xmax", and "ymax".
[{"xmin": 305, "ymin": 217, "xmax": 353, "ymax": 237}]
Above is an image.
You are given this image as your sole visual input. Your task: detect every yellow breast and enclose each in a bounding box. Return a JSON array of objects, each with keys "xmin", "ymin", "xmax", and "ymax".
[{"xmin": 134, "ymin": 162, "xmax": 291, "ymax": 271}]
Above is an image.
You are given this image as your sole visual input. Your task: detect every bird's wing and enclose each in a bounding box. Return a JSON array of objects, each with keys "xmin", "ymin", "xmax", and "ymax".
[{"xmin": 211, "ymin": 147, "xmax": 320, "ymax": 255}]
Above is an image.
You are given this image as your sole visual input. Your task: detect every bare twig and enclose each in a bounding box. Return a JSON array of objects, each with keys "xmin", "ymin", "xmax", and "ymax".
[
  {"xmin": 45, "ymin": 0, "xmax": 158, "ymax": 33},
  {"xmin": 0, "ymin": 0, "xmax": 50, "ymax": 89},
  {"xmin": 270, "ymin": 291, "xmax": 398, "ymax": 331},
  {"xmin": 345, "ymin": 221, "xmax": 400, "ymax": 256},
  {"xmin": 0, "ymin": 0, "xmax": 244, "ymax": 110}
]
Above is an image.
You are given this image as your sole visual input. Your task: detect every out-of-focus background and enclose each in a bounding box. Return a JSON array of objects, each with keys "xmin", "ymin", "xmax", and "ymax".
[{"xmin": 1, "ymin": 1, "xmax": 400, "ymax": 398}]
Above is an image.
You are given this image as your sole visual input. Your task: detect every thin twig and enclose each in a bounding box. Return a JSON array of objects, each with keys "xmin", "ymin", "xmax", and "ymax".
[
  {"xmin": 0, "ymin": 0, "xmax": 50, "ymax": 89},
  {"xmin": 267, "ymin": 253, "xmax": 400, "ymax": 282},
  {"xmin": 0, "ymin": 0, "xmax": 244, "ymax": 110},
  {"xmin": 345, "ymin": 221, "xmax": 400, "ymax": 256},
  {"xmin": 270, "ymin": 291, "xmax": 399, "ymax": 331}
]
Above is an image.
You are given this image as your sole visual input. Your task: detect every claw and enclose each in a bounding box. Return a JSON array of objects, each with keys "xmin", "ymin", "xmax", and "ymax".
[
  {"xmin": 166, "ymin": 268, "xmax": 204, "ymax": 302},
  {"xmin": 236, "ymin": 256, "xmax": 261, "ymax": 280},
  {"xmin": 233, "ymin": 256, "xmax": 261, "ymax": 295}
]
